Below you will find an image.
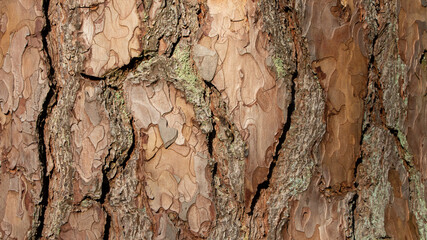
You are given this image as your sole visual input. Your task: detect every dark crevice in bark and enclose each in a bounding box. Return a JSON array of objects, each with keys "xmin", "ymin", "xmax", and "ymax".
[
  {"xmin": 99, "ymin": 116, "xmax": 136, "ymax": 239},
  {"xmin": 283, "ymin": 6, "xmax": 292, "ymax": 13},
  {"xmin": 366, "ymin": 30, "xmax": 406, "ymax": 162},
  {"xmin": 103, "ymin": 212, "xmax": 111, "ymax": 240},
  {"xmin": 349, "ymin": 192, "xmax": 359, "ymax": 238},
  {"xmin": 34, "ymin": 74, "xmax": 54, "ymax": 240},
  {"xmin": 356, "ymin": 21, "xmax": 380, "ymax": 172},
  {"xmin": 248, "ymin": 70, "xmax": 297, "ymax": 216},
  {"xmin": 419, "ymin": 50, "xmax": 426, "ymax": 64},
  {"xmin": 34, "ymin": 0, "xmax": 56, "ymax": 238},
  {"xmin": 353, "ymin": 157, "xmax": 362, "ymax": 188},
  {"xmin": 248, "ymin": 3, "xmax": 300, "ymax": 212},
  {"xmin": 207, "ymin": 121, "xmax": 216, "ymax": 156},
  {"xmin": 97, "ymin": 52, "xmax": 143, "ymax": 238},
  {"xmin": 100, "ymin": 170, "xmax": 110, "ymax": 204},
  {"xmin": 113, "ymin": 53, "xmax": 155, "ymax": 74},
  {"xmin": 204, "ymin": 79, "xmax": 219, "ymax": 92},
  {"xmin": 386, "ymin": 123, "xmax": 415, "ymax": 171},
  {"xmin": 103, "ymin": 52, "xmax": 156, "ymax": 89},
  {"xmin": 80, "ymin": 72, "xmax": 106, "ymax": 81},
  {"xmin": 349, "ymin": 24, "xmax": 382, "ymax": 238},
  {"xmin": 203, "ymin": 80, "xmax": 219, "ymax": 157},
  {"xmin": 126, "ymin": 120, "xmax": 136, "ymax": 165},
  {"xmin": 360, "ymin": 123, "xmax": 371, "ymax": 145},
  {"xmin": 354, "ymin": 121, "xmax": 369, "ymax": 188},
  {"xmin": 388, "ymin": 128, "xmax": 399, "ymax": 138},
  {"xmin": 100, "ymin": 111, "xmax": 136, "ymax": 240},
  {"xmin": 211, "ymin": 162, "xmax": 218, "ymax": 181},
  {"xmin": 120, "ymin": 119, "xmax": 136, "ymax": 170},
  {"xmin": 169, "ymin": 37, "xmax": 181, "ymax": 59}
]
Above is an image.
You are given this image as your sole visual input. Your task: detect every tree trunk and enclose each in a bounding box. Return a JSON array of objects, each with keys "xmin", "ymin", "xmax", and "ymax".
[{"xmin": 0, "ymin": 0, "xmax": 426, "ymax": 239}]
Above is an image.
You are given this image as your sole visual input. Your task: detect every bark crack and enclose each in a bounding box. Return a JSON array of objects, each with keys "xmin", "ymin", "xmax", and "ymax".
[
  {"xmin": 33, "ymin": 0, "xmax": 56, "ymax": 238},
  {"xmin": 203, "ymin": 80, "xmax": 218, "ymax": 157},
  {"xmin": 349, "ymin": 24, "xmax": 380, "ymax": 238},
  {"xmin": 96, "ymin": 54, "xmax": 148, "ymax": 238},
  {"xmin": 80, "ymin": 73, "xmax": 106, "ymax": 81},
  {"xmin": 248, "ymin": 69, "xmax": 297, "ymax": 216},
  {"xmin": 103, "ymin": 212, "xmax": 111, "ymax": 240}
]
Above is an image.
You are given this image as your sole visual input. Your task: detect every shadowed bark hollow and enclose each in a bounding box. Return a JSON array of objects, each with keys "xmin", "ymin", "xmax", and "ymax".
[{"xmin": 0, "ymin": 0, "xmax": 426, "ymax": 239}]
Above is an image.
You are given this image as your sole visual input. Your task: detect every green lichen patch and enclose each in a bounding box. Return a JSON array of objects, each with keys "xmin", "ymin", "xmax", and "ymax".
[
  {"xmin": 172, "ymin": 43, "xmax": 212, "ymax": 133},
  {"xmin": 272, "ymin": 56, "xmax": 286, "ymax": 79},
  {"xmin": 126, "ymin": 43, "xmax": 213, "ymax": 134}
]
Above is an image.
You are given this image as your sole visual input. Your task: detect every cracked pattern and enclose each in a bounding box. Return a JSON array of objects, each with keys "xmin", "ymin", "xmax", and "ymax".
[
  {"xmin": 125, "ymin": 79, "xmax": 214, "ymax": 237},
  {"xmin": 205, "ymin": 0, "xmax": 287, "ymax": 207},
  {"xmin": 0, "ymin": 0, "xmax": 425, "ymax": 239},
  {"xmin": 107, "ymin": 152, "xmax": 153, "ymax": 239},
  {"xmin": 0, "ymin": 0, "xmax": 49, "ymax": 238},
  {"xmin": 79, "ymin": 0, "xmax": 144, "ymax": 77},
  {"xmin": 71, "ymin": 83, "xmax": 110, "ymax": 201},
  {"xmin": 355, "ymin": 126, "xmax": 417, "ymax": 239}
]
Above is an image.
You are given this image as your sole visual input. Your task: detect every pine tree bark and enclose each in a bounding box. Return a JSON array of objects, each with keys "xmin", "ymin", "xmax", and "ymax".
[{"xmin": 0, "ymin": 0, "xmax": 426, "ymax": 239}]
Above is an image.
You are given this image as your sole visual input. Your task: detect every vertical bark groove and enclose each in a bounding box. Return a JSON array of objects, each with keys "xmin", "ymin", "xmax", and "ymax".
[{"xmin": 33, "ymin": 0, "xmax": 55, "ymax": 238}]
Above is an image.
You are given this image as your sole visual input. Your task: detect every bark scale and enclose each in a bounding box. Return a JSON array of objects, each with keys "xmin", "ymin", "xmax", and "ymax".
[{"xmin": 0, "ymin": 0, "xmax": 425, "ymax": 239}]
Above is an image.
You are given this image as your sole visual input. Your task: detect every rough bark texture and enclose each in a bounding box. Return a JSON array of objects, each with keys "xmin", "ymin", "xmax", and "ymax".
[{"xmin": 0, "ymin": 0, "xmax": 426, "ymax": 239}]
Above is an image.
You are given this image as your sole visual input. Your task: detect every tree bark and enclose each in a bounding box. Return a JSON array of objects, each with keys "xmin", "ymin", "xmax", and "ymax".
[{"xmin": 0, "ymin": 0, "xmax": 426, "ymax": 239}]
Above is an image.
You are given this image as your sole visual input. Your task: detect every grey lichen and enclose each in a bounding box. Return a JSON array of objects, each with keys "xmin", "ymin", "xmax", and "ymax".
[
  {"xmin": 355, "ymin": 127, "xmax": 393, "ymax": 239},
  {"xmin": 395, "ymin": 125, "xmax": 427, "ymax": 238},
  {"xmin": 264, "ymin": 73, "xmax": 325, "ymax": 240},
  {"xmin": 102, "ymin": 87, "xmax": 133, "ymax": 179},
  {"xmin": 256, "ymin": 1, "xmax": 326, "ymax": 239},
  {"xmin": 260, "ymin": 0, "xmax": 296, "ymax": 83},
  {"xmin": 108, "ymin": 152, "xmax": 153, "ymax": 239},
  {"xmin": 408, "ymin": 169, "xmax": 427, "ymax": 238},
  {"xmin": 381, "ymin": 55, "xmax": 408, "ymax": 132}
]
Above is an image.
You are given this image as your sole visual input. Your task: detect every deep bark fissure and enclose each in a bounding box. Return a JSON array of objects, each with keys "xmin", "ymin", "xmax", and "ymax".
[
  {"xmin": 80, "ymin": 72, "xmax": 106, "ymax": 81},
  {"xmin": 34, "ymin": 74, "xmax": 54, "ymax": 240},
  {"xmin": 353, "ymin": 157, "xmax": 363, "ymax": 188},
  {"xmin": 207, "ymin": 121, "xmax": 216, "ymax": 156},
  {"xmin": 347, "ymin": 18, "xmax": 383, "ymax": 238},
  {"xmin": 248, "ymin": 69, "xmax": 297, "ymax": 216},
  {"xmin": 248, "ymin": 4, "xmax": 301, "ymax": 216},
  {"xmin": 1, "ymin": 0, "xmax": 421, "ymax": 238},
  {"xmin": 69, "ymin": 2, "xmax": 106, "ymax": 10},
  {"xmin": 204, "ymin": 80, "xmax": 218, "ymax": 157},
  {"xmin": 355, "ymin": 16, "xmax": 382, "ymax": 177},
  {"xmin": 349, "ymin": 192, "xmax": 359, "ymax": 238},
  {"xmin": 34, "ymin": 0, "xmax": 55, "ymax": 238},
  {"xmin": 102, "ymin": 52, "xmax": 156, "ymax": 90},
  {"xmin": 93, "ymin": 52, "xmax": 148, "ymax": 239},
  {"xmin": 103, "ymin": 212, "xmax": 111, "ymax": 240},
  {"xmin": 203, "ymin": 79, "xmax": 219, "ymax": 92},
  {"xmin": 99, "ymin": 92, "xmax": 137, "ymax": 239},
  {"xmin": 100, "ymin": 169, "xmax": 110, "ymax": 204},
  {"xmin": 118, "ymin": 118, "xmax": 136, "ymax": 171}
]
